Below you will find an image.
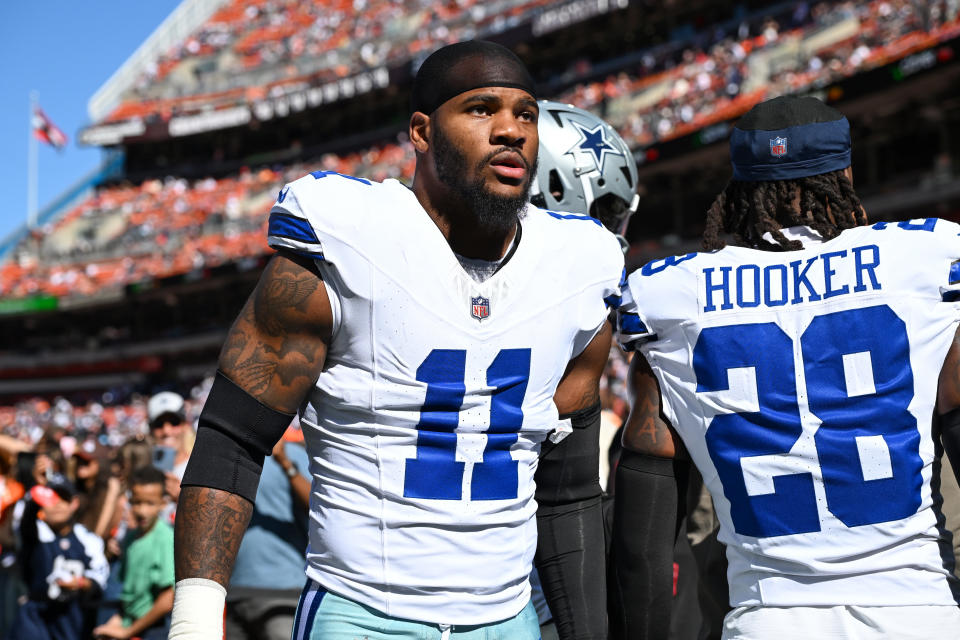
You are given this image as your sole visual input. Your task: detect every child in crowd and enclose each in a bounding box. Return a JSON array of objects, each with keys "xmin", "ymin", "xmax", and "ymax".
[
  {"xmin": 7, "ymin": 477, "xmax": 109, "ymax": 640},
  {"xmin": 93, "ymin": 465, "xmax": 174, "ymax": 640}
]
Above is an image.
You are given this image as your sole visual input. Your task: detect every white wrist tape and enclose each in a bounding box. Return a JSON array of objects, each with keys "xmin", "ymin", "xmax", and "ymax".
[{"xmin": 169, "ymin": 578, "xmax": 227, "ymax": 640}]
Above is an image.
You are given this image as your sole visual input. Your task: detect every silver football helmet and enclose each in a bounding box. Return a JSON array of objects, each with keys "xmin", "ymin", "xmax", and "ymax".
[{"xmin": 531, "ymin": 100, "xmax": 640, "ymax": 246}]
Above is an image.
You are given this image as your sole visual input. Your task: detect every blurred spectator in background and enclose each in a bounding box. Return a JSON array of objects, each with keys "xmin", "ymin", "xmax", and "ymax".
[
  {"xmin": 225, "ymin": 428, "xmax": 310, "ymax": 640},
  {"xmin": 114, "ymin": 438, "xmax": 154, "ymax": 491},
  {"xmin": 74, "ymin": 440, "xmax": 122, "ymax": 541},
  {"xmin": 32, "ymin": 432, "xmax": 66, "ymax": 490},
  {"xmin": 106, "ymin": 437, "xmax": 156, "ymax": 554},
  {"xmin": 7, "ymin": 478, "xmax": 109, "ymax": 640},
  {"xmin": 96, "ymin": 437, "xmax": 155, "ymax": 631},
  {"xmin": 0, "ymin": 440, "xmax": 26, "ymax": 638},
  {"xmin": 146, "ymin": 391, "xmax": 193, "ymax": 506},
  {"xmin": 93, "ymin": 466, "xmax": 174, "ymax": 640}
]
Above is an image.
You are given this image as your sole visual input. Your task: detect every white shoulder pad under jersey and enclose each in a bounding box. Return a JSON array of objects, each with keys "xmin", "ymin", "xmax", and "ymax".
[
  {"xmin": 620, "ymin": 219, "xmax": 960, "ymax": 607},
  {"xmin": 267, "ymin": 171, "xmax": 623, "ymax": 624}
]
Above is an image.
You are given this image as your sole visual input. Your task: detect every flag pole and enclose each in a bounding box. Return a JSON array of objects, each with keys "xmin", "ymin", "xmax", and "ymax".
[{"xmin": 27, "ymin": 91, "xmax": 38, "ymax": 229}]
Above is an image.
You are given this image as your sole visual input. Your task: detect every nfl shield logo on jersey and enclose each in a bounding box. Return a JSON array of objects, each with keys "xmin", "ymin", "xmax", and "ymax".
[
  {"xmin": 770, "ymin": 137, "xmax": 787, "ymax": 157},
  {"xmin": 471, "ymin": 296, "xmax": 490, "ymax": 320}
]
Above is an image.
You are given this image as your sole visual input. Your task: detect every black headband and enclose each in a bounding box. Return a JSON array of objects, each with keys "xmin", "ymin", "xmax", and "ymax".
[{"xmin": 411, "ymin": 40, "xmax": 537, "ymax": 115}]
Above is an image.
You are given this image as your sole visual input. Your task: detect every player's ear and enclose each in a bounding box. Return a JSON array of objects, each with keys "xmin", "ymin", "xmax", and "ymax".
[{"xmin": 409, "ymin": 111, "xmax": 431, "ymax": 154}]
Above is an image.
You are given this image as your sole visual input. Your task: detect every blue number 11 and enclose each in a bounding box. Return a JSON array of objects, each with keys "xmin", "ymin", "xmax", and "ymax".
[{"xmin": 403, "ymin": 348, "xmax": 531, "ymax": 501}]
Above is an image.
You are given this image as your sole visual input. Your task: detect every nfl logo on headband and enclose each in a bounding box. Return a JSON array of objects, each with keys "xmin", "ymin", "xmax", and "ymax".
[
  {"xmin": 770, "ymin": 137, "xmax": 787, "ymax": 158},
  {"xmin": 471, "ymin": 296, "xmax": 490, "ymax": 320},
  {"xmin": 730, "ymin": 96, "xmax": 851, "ymax": 181}
]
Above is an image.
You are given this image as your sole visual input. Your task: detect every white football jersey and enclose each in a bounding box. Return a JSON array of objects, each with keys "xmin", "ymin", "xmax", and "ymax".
[
  {"xmin": 267, "ymin": 171, "xmax": 623, "ymax": 624},
  {"xmin": 620, "ymin": 219, "xmax": 960, "ymax": 607}
]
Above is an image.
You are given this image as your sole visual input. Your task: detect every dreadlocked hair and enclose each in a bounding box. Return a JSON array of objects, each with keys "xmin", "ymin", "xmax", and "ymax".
[{"xmin": 702, "ymin": 168, "xmax": 866, "ymax": 251}]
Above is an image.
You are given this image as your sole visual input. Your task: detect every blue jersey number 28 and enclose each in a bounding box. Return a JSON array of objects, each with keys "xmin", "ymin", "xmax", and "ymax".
[
  {"xmin": 695, "ymin": 304, "xmax": 922, "ymax": 538},
  {"xmin": 404, "ymin": 348, "xmax": 531, "ymax": 501}
]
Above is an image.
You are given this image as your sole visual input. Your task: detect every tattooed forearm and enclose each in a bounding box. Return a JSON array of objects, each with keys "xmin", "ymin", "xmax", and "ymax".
[
  {"xmin": 174, "ymin": 486, "xmax": 253, "ymax": 586},
  {"xmin": 622, "ymin": 354, "xmax": 685, "ymax": 459}
]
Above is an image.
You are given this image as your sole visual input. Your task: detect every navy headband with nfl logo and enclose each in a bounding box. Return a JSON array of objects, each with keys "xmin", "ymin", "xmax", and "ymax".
[{"xmin": 729, "ymin": 96, "xmax": 851, "ymax": 182}]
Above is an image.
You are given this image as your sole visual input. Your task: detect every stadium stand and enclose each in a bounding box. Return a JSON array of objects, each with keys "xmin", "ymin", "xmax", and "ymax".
[
  {"xmin": 97, "ymin": 0, "xmax": 562, "ymax": 125},
  {"xmin": 9, "ymin": 0, "xmax": 959, "ymax": 305}
]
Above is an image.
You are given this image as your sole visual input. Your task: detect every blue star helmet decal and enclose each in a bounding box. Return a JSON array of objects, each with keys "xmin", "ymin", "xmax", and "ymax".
[{"xmin": 567, "ymin": 121, "xmax": 622, "ymax": 171}]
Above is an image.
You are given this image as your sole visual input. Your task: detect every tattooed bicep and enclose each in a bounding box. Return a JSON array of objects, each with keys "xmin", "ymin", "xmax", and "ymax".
[
  {"xmin": 218, "ymin": 252, "xmax": 332, "ymax": 412},
  {"xmin": 252, "ymin": 253, "xmax": 333, "ymax": 337},
  {"xmin": 621, "ymin": 353, "xmax": 685, "ymax": 459}
]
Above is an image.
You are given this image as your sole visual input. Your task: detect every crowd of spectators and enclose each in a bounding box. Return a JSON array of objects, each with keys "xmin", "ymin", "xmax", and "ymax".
[
  {"xmin": 0, "ymin": 384, "xmax": 207, "ymax": 452},
  {"xmin": 4, "ymin": 136, "xmax": 419, "ymax": 300},
  {"xmin": 0, "ymin": 371, "xmax": 323, "ymax": 639},
  {"xmin": 0, "ymin": 383, "xmax": 207, "ymax": 639},
  {"xmin": 104, "ymin": 0, "xmax": 558, "ymax": 124},
  {"xmin": 102, "ymin": 0, "xmax": 960, "ymax": 132},
  {"xmin": 8, "ymin": 0, "xmax": 958, "ymax": 301},
  {"xmin": 557, "ymin": 0, "xmax": 960, "ymax": 149}
]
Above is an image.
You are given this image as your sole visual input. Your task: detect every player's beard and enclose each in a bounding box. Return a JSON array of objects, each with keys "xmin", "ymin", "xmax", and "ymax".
[{"xmin": 433, "ymin": 126, "xmax": 535, "ymax": 235}]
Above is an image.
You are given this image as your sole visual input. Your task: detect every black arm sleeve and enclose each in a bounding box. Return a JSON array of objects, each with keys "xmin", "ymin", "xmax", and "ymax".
[
  {"xmin": 181, "ymin": 371, "xmax": 295, "ymax": 503},
  {"xmin": 608, "ymin": 449, "xmax": 688, "ymax": 640},
  {"xmin": 534, "ymin": 403, "xmax": 607, "ymax": 640}
]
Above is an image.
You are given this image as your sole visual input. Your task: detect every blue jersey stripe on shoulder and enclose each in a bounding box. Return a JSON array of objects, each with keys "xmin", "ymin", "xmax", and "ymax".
[
  {"xmin": 310, "ymin": 170, "xmax": 371, "ymax": 185},
  {"xmin": 274, "ymin": 246, "xmax": 325, "ymax": 261},
  {"xmin": 545, "ymin": 210, "xmax": 602, "ymax": 226},
  {"xmin": 619, "ymin": 312, "xmax": 648, "ymax": 334},
  {"xmin": 604, "ymin": 293, "xmax": 622, "ymax": 309},
  {"xmin": 269, "ymin": 211, "xmax": 321, "ymax": 245}
]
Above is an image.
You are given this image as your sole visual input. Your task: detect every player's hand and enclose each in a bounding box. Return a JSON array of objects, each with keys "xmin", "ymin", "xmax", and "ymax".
[
  {"xmin": 165, "ymin": 471, "xmax": 182, "ymax": 502},
  {"xmin": 93, "ymin": 619, "xmax": 131, "ymax": 639}
]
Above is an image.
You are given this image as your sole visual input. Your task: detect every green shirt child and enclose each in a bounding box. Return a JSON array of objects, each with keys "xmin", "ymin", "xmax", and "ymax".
[{"xmin": 94, "ymin": 465, "xmax": 174, "ymax": 640}]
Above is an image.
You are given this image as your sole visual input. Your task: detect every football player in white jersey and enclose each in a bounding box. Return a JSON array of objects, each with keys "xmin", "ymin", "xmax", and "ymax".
[
  {"xmin": 169, "ymin": 41, "xmax": 624, "ymax": 640},
  {"xmin": 529, "ymin": 100, "xmax": 639, "ymax": 640},
  {"xmin": 612, "ymin": 96, "xmax": 960, "ymax": 639}
]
